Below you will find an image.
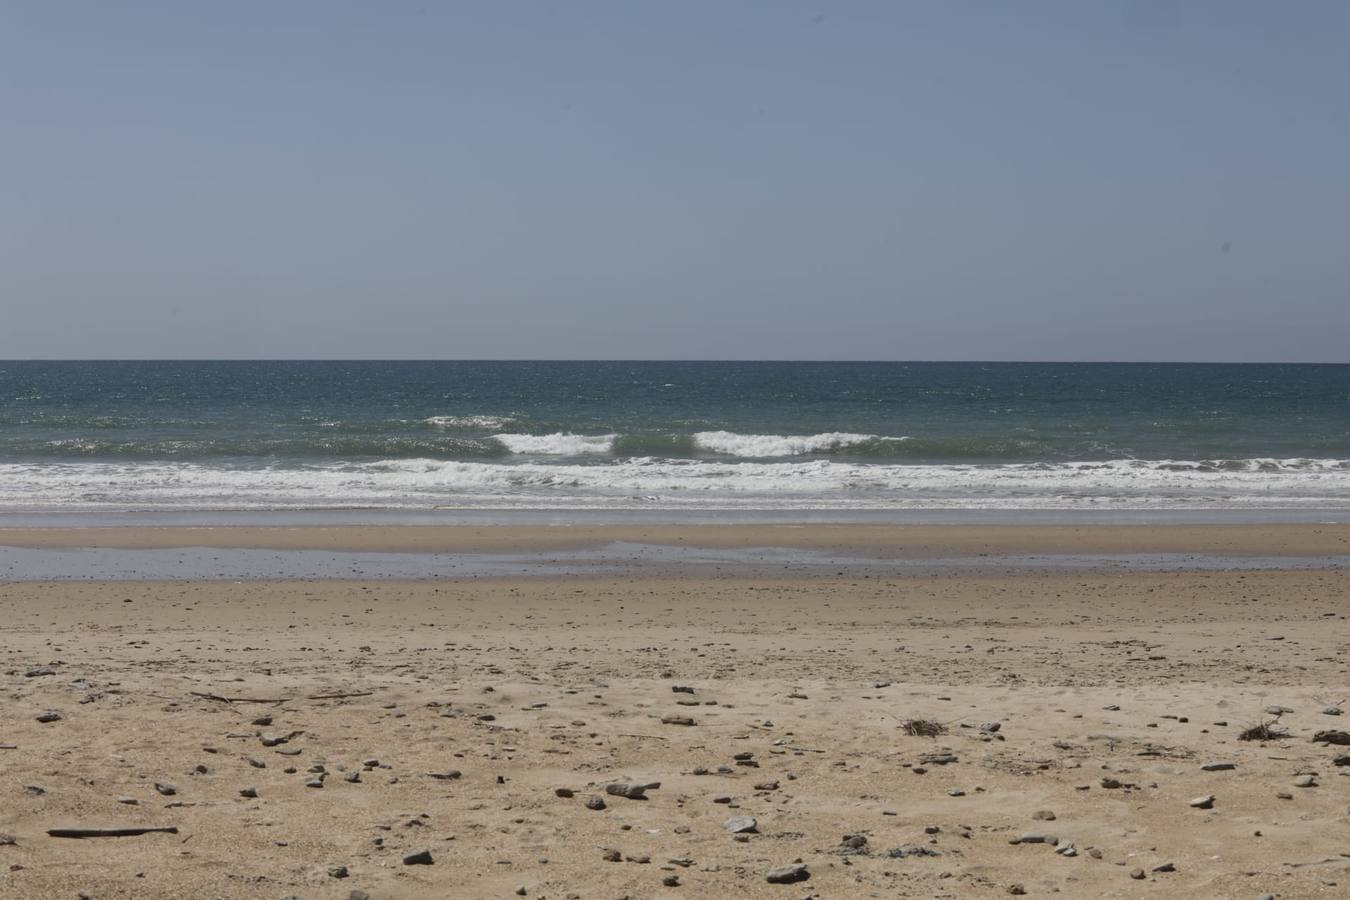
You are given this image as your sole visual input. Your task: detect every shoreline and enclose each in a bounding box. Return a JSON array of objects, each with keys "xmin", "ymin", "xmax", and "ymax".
[{"xmin": 4, "ymin": 521, "xmax": 1350, "ymax": 556}]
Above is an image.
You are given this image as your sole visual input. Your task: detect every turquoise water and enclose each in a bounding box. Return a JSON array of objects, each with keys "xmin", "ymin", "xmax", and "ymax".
[{"xmin": 1, "ymin": 361, "xmax": 1348, "ymax": 514}]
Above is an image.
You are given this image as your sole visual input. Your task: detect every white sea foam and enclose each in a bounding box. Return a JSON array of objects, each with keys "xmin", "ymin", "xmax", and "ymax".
[
  {"xmin": 693, "ymin": 431, "xmax": 896, "ymax": 456},
  {"xmin": 3, "ymin": 457, "xmax": 1350, "ymax": 512},
  {"xmin": 424, "ymin": 415, "xmax": 517, "ymax": 429},
  {"xmin": 493, "ymin": 433, "xmax": 617, "ymax": 455}
]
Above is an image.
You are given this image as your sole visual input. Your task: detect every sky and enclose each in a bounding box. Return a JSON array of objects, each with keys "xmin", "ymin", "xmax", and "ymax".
[{"xmin": 1, "ymin": 1, "xmax": 1347, "ymax": 361}]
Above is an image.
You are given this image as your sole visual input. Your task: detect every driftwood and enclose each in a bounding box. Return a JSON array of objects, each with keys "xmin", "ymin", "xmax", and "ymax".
[
  {"xmin": 0, "ymin": 744, "xmax": 17, "ymax": 750},
  {"xmin": 189, "ymin": 692, "xmax": 289, "ymax": 704},
  {"xmin": 48, "ymin": 826, "xmax": 179, "ymax": 838},
  {"xmin": 190, "ymin": 690, "xmax": 374, "ymax": 704}
]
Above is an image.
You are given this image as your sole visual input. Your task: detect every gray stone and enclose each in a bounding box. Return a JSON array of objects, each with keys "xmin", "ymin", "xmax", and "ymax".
[
  {"xmin": 1189, "ymin": 795, "xmax": 1215, "ymax": 809},
  {"xmin": 606, "ymin": 782, "xmax": 647, "ymax": 800},
  {"xmin": 154, "ymin": 782, "xmax": 176, "ymax": 796},
  {"xmin": 584, "ymin": 796, "xmax": 606, "ymax": 810},
  {"xmin": 1016, "ymin": 832, "xmax": 1057, "ymax": 844},
  {"xmin": 328, "ymin": 865, "xmax": 348, "ymax": 878},
  {"xmin": 402, "ymin": 849, "xmax": 434, "ymax": 865},
  {"xmin": 1293, "ymin": 774, "xmax": 1317, "ymax": 788},
  {"xmin": 724, "ymin": 816, "xmax": 758, "ymax": 834},
  {"xmin": 765, "ymin": 863, "xmax": 809, "ymax": 884},
  {"xmin": 35, "ymin": 711, "xmax": 62, "ymax": 723},
  {"xmin": 239, "ymin": 787, "xmax": 258, "ymax": 798},
  {"xmin": 1201, "ymin": 762, "xmax": 1237, "ymax": 771}
]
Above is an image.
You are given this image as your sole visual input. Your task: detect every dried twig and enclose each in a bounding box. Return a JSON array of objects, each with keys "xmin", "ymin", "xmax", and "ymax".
[
  {"xmin": 48, "ymin": 826, "xmax": 179, "ymax": 838},
  {"xmin": 306, "ymin": 691, "xmax": 374, "ymax": 700},
  {"xmin": 189, "ymin": 692, "xmax": 290, "ymax": 704}
]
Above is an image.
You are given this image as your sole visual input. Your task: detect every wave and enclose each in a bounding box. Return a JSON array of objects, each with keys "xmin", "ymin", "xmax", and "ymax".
[
  {"xmin": 492, "ymin": 433, "xmax": 617, "ymax": 455},
  {"xmin": 424, "ymin": 415, "xmax": 518, "ymax": 429},
  {"xmin": 693, "ymin": 431, "xmax": 898, "ymax": 457},
  {"xmin": 4, "ymin": 457, "xmax": 1350, "ymax": 512}
]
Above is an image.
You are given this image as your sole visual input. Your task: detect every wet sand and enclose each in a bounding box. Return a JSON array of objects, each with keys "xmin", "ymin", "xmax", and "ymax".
[{"xmin": 1, "ymin": 526, "xmax": 1349, "ymax": 898}]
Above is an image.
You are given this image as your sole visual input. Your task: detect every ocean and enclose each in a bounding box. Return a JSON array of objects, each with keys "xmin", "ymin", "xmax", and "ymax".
[{"xmin": 1, "ymin": 360, "xmax": 1348, "ymax": 520}]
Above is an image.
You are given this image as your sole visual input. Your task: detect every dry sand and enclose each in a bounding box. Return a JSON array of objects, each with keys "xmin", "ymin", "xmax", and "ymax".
[{"xmin": 2, "ymin": 525, "xmax": 1349, "ymax": 899}]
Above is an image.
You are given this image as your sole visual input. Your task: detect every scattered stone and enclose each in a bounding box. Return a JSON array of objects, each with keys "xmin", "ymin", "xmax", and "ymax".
[
  {"xmin": 754, "ymin": 781, "xmax": 779, "ymax": 791},
  {"xmin": 1100, "ymin": 778, "xmax": 1122, "ymax": 789},
  {"xmin": 584, "ymin": 796, "xmax": 606, "ymax": 811},
  {"xmin": 328, "ymin": 866, "xmax": 348, "ymax": 878},
  {"xmin": 402, "ymin": 849, "xmax": 434, "ymax": 865},
  {"xmin": 887, "ymin": 845, "xmax": 941, "ymax": 858},
  {"xmin": 766, "ymin": 863, "xmax": 809, "ymax": 884},
  {"xmin": 1015, "ymin": 833, "xmax": 1057, "ymax": 845},
  {"xmin": 1333, "ymin": 755, "xmax": 1350, "ymax": 766},
  {"xmin": 1312, "ymin": 730, "xmax": 1350, "ymax": 746},
  {"xmin": 1201, "ymin": 762, "xmax": 1237, "ymax": 771},
  {"xmin": 1323, "ymin": 707, "xmax": 1343, "ymax": 716},
  {"xmin": 1007, "ymin": 884, "xmax": 1026, "ymax": 896},
  {"xmin": 672, "ymin": 685, "xmax": 695, "ymax": 693},
  {"xmin": 712, "ymin": 795, "xmax": 732, "ymax": 804},
  {"xmin": 661, "ymin": 716, "xmax": 696, "ymax": 726},
  {"xmin": 555, "ymin": 788, "xmax": 575, "ymax": 798},
  {"xmin": 1294, "ymin": 775, "xmax": 1317, "ymax": 788},
  {"xmin": 251, "ymin": 715, "xmax": 272, "ymax": 726},
  {"xmin": 1130, "ymin": 868, "xmax": 1146, "ymax": 880},
  {"xmin": 724, "ymin": 816, "xmax": 758, "ymax": 834},
  {"xmin": 305, "ymin": 778, "xmax": 324, "ymax": 789},
  {"xmin": 154, "ymin": 783, "xmax": 176, "ymax": 796},
  {"xmin": 606, "ymin": 782, "xmax": 648, "ymax": 800},
  {"xmin": 35, "ymin": 712, "xmax": 62, "ymax": 723},
  {"xmin": 240, "ymin": 787, "xmax": 258, "ymax": 798},
  {"xmin": 1032, "ymin": 810, "xmax": 1056, "ymax": 821},
  {"xmin": 662, "ymin": 874, "xmax": 680, "ymax": 887},
  {"xmin": 1152, "ymin": 862, "xmax": 1176, "ymax": 873},
  {"xmin": 602, "ymin": 849, "xmax": 621, "ymax": 862},
  {"xmin": 1190, "ymin": 795, "xmax": 1215, "ymax": 809}
]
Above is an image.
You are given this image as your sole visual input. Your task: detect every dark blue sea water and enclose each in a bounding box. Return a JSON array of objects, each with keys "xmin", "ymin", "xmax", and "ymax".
[{"xmin": 1, "ymin": 361, "xmax": 1348, "ymax": 516}]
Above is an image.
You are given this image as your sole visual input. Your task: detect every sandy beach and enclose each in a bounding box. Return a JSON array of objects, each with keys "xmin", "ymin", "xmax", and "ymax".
[{"xmin": 2, "ymin": 525, "xmax": 1349, "ymax": 899}]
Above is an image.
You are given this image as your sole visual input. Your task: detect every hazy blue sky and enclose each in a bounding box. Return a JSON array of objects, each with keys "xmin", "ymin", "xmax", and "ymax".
[{"xmin": 2, "ymin": 2, "xmax": 1347, "ymax": 360}]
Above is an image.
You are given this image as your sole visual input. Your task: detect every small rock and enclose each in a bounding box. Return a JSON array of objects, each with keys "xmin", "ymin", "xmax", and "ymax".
[
  {"xmin": 606, "ymin": 782, "xmax": 647, "ymax": 800},
  {"xmin": 724, "ymin": 816, "xmax": 758, "ymax": 834},
  {"xmin": 602, "ymin": 849, "xmax": 621, "ymax": 862},
  {"xmin": 240, "ymin": 787, "xmax": 258, "ymax": 798},
  {"xmin": 1031, "ymin": 810, "xmax": 1056, "ymax": 821},
  {"xmin": 35, "ymin": 712, "xmax": 62, "ymax": 723},
  {"xmin": 1294, "ymin": 775, "xmax": 1317, "ymax": 788},
  {"xmin": 1016, "ymin": 833, "xmax": 1056, "ymax": 844},
  {"xmin": 252, "ymin": 715, "xmax": 273, "ymax": 726},
  {"xmin": 662, "ymin": 875, "xmax": 680, "ymax": 886},
  {"xmin": 661, "ymin": 716, "xmax": 696, "ymax": 726},
  {"xmin": 1130, "ymin": 868, "xmax": 1146, "ymax": 879},
  {"xmin": 1100, "ymin": 778, "xmax": 1122, "ymax": 789},
  {"xmin": 1201, "ymin": 762, "xmax": 1237, "ymax": 771},
  {"xmin": 1189, "ymin": 795, "xmax": 1215, "ymax": 809},
  {"xmin": 1323, "ymin": 707, "xmax": 1343, "ymax": 716},
  {"xmin": 348, "ymin": 891, "xmax": 371, "ymax": 900},
  {"xmin": 1312, "ymin": 730, "xmax": 1350, "ymax": 745},
  {"xmin": 402, "ymin": 849, "xmax": 434, "ymax": 865},
  {"xmin": 1007, "ymin": 885, "xmax": 1026, "ymax": 896},
  {"xmin": 555, "ymin": 788, "xmax": 575, "ymax": 798},
  {"xmin": 328, "ymin": 865, "xmax": 348, "ymax": 878},
  {"xmin": 154, "ymin": 783, "xmax": 176, "ymax": 796},
  {"xmin": 766, "ymin": 863, "xmax": 809, "ymax": 884},
  {"xmin": 584, "ymin": 796, "xmax": 606, "ymax": 811},
  {"xmin": 1152, "ymin": 862, "xmax": 1176, "ymax": 873}
]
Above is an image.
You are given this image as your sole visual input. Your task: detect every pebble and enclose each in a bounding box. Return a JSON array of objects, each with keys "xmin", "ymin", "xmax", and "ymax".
[
  {"xmin": 328, "ymin": 865, "xmax": 348, "ymax": 878},
  {"xmin": 240, "ymin": 787, "xmax": 258, "ymax": 798},
  {"xmin": 1153, "ymin": 862, "xmax": 1176, "ymax": 873},
  {"xmin": 1294, "ymin": 775, "xmax": 1317, "ymax": 788},
  {"xmin": 662, "ymin": 875, "xmax": 680, "ymax": 886},
  {"xmin": 1130, "ymin": 868, "xmax": 1146, "ymax": 879},
  {"xmin": 1201, "ymin": 762, "xmax": 1237, "ymax": 771},
  {"xmin": 661, "ymin": 716, "xmax": 696, "ymax": 726},
  {"xmin": 602, "ymin": 849, "xmax": 621, "ymax": 862},
  {"xmin": 712, "ymin": 795, "xmax": 732, "ymax": 804},
  {"xmin": 1032, "ymin": 810, "xmax": 1056, "ymax": 821},
  {"xmin": 606, "ymin": 782, "xmax": 648, "ymax": 800},
  {"xmin": 766, "ymin": 863, "xmax": 809, "ymax": 884},
  {"xmin": 1189, "ymin": 795, "xmax": 1216, "ymax": 809},
  {"xmin": 154, "ymin": 783, "xmax": 177, "ymax": 796},
  {"xmin": 1324, "ymin": 707, "xmax": 1343, "ymax": 716},
  {"xmin": 1015, "ymin": 833, "xmax": 1056, "ymax": 844},
  {"xmin": 348, "ymin": 891, "xmax": 371, "ymax": 900},
  {"xmin": 584, "ymin": 796, "xmax": 606, "ymax": 810},
  {"xmin": 555, "ymin": 788, "xmax": 575, "ymax": 798},
  {"xmin": 724, "ymin": 816, "xmax": 758, "ymax": 834},
  {"xmin": 402, "ymin": 849, "xmax": 434, "ymax": 865},
  {"xmin": 116, "ymin": 796, "xmax": 138, "ymax": 805},
  {"xmin": 35, "ymin": 712, "xmax": 62, "ymax": 723}
]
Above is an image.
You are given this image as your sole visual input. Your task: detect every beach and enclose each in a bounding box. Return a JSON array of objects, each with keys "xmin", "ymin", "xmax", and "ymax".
[{"xmin": 3, "ymin": 525, "xmax": 1348, "ymax": 899}]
